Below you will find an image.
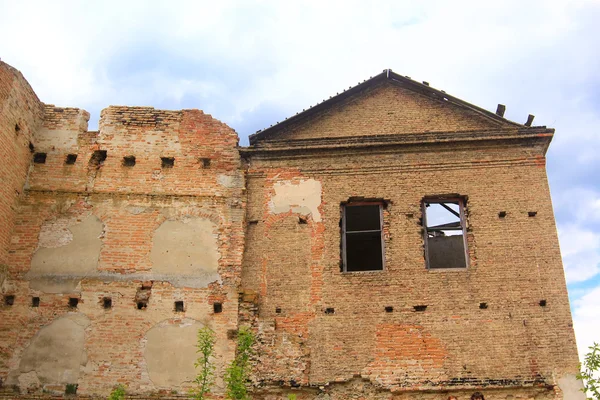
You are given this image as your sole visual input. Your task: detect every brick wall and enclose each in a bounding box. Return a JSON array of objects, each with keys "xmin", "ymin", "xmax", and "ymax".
[
  {"xmin": 240, "ymin": 88, "xmax": 579, "ymax": 398},
  {"xmin": 0, "ymin": 80, "xmax": 245, "ymax": 397},
  {"xmin": 0, "ymin": 62, "xmax": 44, "ymax": 265}
]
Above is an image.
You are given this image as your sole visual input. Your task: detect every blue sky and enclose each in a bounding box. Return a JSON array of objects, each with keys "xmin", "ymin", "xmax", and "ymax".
[{"xmin": 1, "ymin": 0, "xmax": 599, "ymax": 360}]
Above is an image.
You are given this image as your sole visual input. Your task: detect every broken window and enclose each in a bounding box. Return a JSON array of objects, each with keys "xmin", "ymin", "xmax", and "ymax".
[
  {"xmin": 341, "ymin": 203, "xmax": 384, "ymax": 272},
  {"xmin": 422, "ymin": 197, "xmax": 468, "ymax": 269}
]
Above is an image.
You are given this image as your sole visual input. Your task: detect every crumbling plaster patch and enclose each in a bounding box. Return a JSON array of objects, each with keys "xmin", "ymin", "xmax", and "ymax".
[
  {"xmin": 150, "ymin": 217, "xmax": 220, "ymax": 285},
  {"xmin": 269, "ymin": 179, "xmax": 322, "ymax": 222},
  {"xmin": 12, "ymin": 314, "xmax": 90, "ymax": 387},
  {"xmin": 558, "ymin": 375, "xmax": 586, "ymax": 400},
  {"xmin": 144, "ymin": 319, "xmax": 207, "ymax": 388},
  {"xmin": 28, "ymin": 215, "xmax": 103, "ymax": 293}
]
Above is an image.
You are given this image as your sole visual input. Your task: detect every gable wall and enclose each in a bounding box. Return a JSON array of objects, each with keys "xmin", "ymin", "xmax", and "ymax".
[{"xmin": 273, "ymin": 82, "xmax": 509, "ymax": 141}]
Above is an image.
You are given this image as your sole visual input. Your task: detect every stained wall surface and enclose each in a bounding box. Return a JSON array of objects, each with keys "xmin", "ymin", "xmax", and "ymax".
[
  {"xmin": 0, "ymin": 72, "xmax": 245, "ymax": 396},
  {"xmin": 240, "ymin": 81, "xmax": 582, "ymax": 399},
  {"xmin": 0, "ymin": 62, "xmax": 582, "ymax": 400}
]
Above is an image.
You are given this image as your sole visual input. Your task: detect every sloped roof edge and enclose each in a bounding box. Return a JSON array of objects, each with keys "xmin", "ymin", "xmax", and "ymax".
[{"xmin": 249, "ymin": 69, "xmax": 524, "ymax": 145}]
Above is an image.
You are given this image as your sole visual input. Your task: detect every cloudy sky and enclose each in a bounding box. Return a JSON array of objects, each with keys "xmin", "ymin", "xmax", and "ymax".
[{"xmin": 1, "ymin": 0, "xmax": 599, "ymax": 361}]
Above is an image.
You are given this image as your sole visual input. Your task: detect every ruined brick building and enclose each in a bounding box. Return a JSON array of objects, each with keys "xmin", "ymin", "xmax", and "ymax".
[{"xmin": 0, "ymin": 61, "xmax": 582, "ymax": 399}]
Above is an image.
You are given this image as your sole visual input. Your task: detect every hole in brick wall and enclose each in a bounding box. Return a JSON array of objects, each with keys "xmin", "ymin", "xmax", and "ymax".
[
  {"xmin": 406, "ymin": 213, "xmax": 414, "ymax": 218},
  {"xmin": 137, "ymin": 301, "xmax": 147, "ymax": 310},
  {"xmin": 68, "ymin": 298, "xmax": 79, "ymax": 308},
  {"xmin": 213, "ymin": 302, "xmax": 223, "ymax": 313},
  {"xmin": 65, "ymin": 154, "xmax": 77, "ymax": 165},
  {"xmin": 33, "ymin": 153, "xmax": 47, "ymax": 164},
  {"xmin": 4, "ymin": 295, "xmax": 15, "ymax": 306},
  {"xmin": 479, "ymin": 302, "xmax": 488, "ymax": 309},
  {"xmin": 414, "ymin": 305, "xmax": 427, "ymax": 312},
  {"xmin": 227, "ymin": 329, "xmax": 238, "ymax": 340},
  {"xmin": 324, "ymin": 307, "xmax": 335, "ymax": 314},
  {"xmin": 103, "ymin": 297, "xmax": 112, "ymax": 309},
  {"xmin": 200, "ymin": 158, "xmax": 211, "ymax": 168},
  {"xmin": 15, "ymin": 123, "xmax": 21, "ymax": 132},
  {"xmin": 528, "ymin": 211, "xmax": 537, "ymax": 217},
  {"xmin": 385, "ymin": 306, "xmax": 394, "ymax": 313},
  {"xmin": 298, "ymin": 216, "xmax": 308, "ymax": 224},
  {"xmin": 539, "ymin": 299, "xmax": 547, "ymax": 307},
  {"xmin": 275, "ymin": 307, "xmax": 282, "ymax": 314},
  {"xmin": 161, "ymin": 157, "xmax": 174, "ymax": 168},
  {"xmin": 28, "ymin": 142, "xmax": 34, "ymax": 153},
  {"xmin": 175, "ymin": 301, "xmax": 184, "ymax": 312},
  {"xmin": 89, "ymin": 150, "xmax": 107, "ymax": 167},
  {"xmin": 498, "ymin": 211, "xmax": 507, "ymax": 218},
  {"xmin": 122, "ymin": 156, "xmax": 136, "ymax": 167},
  {"xmin": 248, "ymin": 220, "xmax": 259, "ymax": 225},
  {"xmin": 32, "ymin": 297, "xmax": 40, "ymax": 307}
]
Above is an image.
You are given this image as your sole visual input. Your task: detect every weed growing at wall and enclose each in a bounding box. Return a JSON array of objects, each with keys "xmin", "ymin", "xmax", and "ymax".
[
  {"xmin": 224, "ymin": 326, "xmax": 255, "ymax": 400},
  {"xmin": 578, "ymin": 342, "xmax": 600, "ymax": 400},
  {"xmin": 108, "ymin": 384, "xmax": 126, "ymax": 400},
  {"xmin": 192, "ymin": 327, "xmax": 216, "ymax": 400}
]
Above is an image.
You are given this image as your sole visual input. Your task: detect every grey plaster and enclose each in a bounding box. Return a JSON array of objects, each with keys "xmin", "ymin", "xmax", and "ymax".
[
  {"xmin": 269, "ymin": 179, "xmax": 322, "ymax": 222},
  {"xmin": 17, "ymin": 314, "xmax": 90, "ymax": 385},
  {"xmin": 558, "ymin": 374, "xmax": 586, "ymax": 400},
  {"xmin": 150, "ymin": 217, "xmax": 220, "ymax": 285},
  {"xmin": 144, "ymin": 319, "xmax": 204, "ymax": 387}
]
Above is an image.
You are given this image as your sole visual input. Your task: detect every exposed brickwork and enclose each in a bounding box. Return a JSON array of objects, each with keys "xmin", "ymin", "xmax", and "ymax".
[{"xmin": 0, "ymin": 62, "xmax": 580, "ymax": 399}]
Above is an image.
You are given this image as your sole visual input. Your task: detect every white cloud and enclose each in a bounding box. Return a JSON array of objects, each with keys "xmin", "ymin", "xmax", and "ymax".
[
  {"xmin": 558, "ymin": 224, "xmax": 600, "ymax": 283},
  {"xmin": 572, "ymin": 285, "xmax": 600, "ymax": 360}
]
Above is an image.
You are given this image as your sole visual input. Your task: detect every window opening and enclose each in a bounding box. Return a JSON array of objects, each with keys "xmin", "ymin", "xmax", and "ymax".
[
  {"xmin": 341, "ymin": 203, "xmax": 384, "ymax": 272},
  {"xmin": 423, "ymin": 198, "xmax": 468, "ymax": 269}
]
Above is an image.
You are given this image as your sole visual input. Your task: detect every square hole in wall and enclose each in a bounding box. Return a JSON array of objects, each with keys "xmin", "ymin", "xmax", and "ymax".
[
  {"xmin": 103, "ymin": 297, "xmax": 112, "ymax": 309},
  {"xmin": 4, "ymin": 295, "xmax": 15, "ymax": 306},
  {"xmin": 528, "ymin": 211, "xmax": 537, "ymax": 217},
  {"xmin": 175, "ymin": 301, "xmax": 184, "ymax": 312},
  {"xmin": 89, "ymin": 150, "xmax": 107, "ymax": 167},
  {"xmin": 68, "ymin": 298, "xmax": 79, "ymax": 308},
  {"xmin": 122, "ymin": 156, "xmax": 136, "ymax": 167},
  {"xmin": 275, "ymin": 307, "xmax": 282, "ymax": 314},
  {"xmin": 161, "ymin": 157, "xmax": 174, "ymax": 168},
  {"xmin": 324, "ymin": 307, "xmax": 335, "ymax": 314},
  {"xmin": 213, "ymin": 302, "xmax": 223, "ymax": 313},
  {"xmin": 479, "ymin": 302, "xmax": 488, "ymax": 309},
  {"xmin": 498, "ymin": 211, "xmax": 507, "ymax": 218},
  {"xmin": 32, "ymin": 297, "xmax": 40, "ymax": 307},
  {"xmin": 33, "ymin": 153, "xmax": 47, "ymax": 164},
  {"xmin": 137, "ymin": 301, "xmax": 147, "ymax": 310},
  {"xmin": 384, "ymin": 306, "xmax": 394, "ymax": 313},
  {"xmin": 65, "ymin": 154, "xmax": 78, "ymax": 165},
  {"xmin": 200, "ymin": 158, "xmax": 211, "ymax": 168},
  {"xmin": 414, "ymin": 305, "xmax": 427, "ymax": 312},
  {"xmin": 539, "ymin": 299, "xmax": 547, "ymax": 307}
]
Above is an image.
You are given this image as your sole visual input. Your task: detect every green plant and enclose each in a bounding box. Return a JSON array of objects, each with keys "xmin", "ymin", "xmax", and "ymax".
[
  {"xmin": 65, "ymin": 383, "xmax": 78, "ymax": 395},
  {"xmin": 578, "ymin": 342, "xmax": 600, "ymax": 400},
  {"xmin": 224, "ymin": 326, "xmax": 255, "ymax": 400},
  {"xmin": 287, "ymin": 394, "xmax": 298, "ymax": 400},
  {"xmin": 191, "ymin": 327, "xmax": 217, "ymax": 400},
  {"xmin": 108, "ymin": 384, "xmax": 126, "ymax": 400}
]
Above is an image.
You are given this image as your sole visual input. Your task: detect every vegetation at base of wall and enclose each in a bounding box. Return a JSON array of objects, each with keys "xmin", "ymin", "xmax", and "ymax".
[
  {"xmin": 287, "ymin": 394, "xmax": 298, "ymax": 400},
  {"xmin": 108, "ymin": 384, "xmax": 126, "ymax": 400},
  {"xmin": 224, "ymin": 326, "xmax": 255, "ymax": 400},
  {"xmin": 191, "ymin": 327, "xmax": 216, "ymax": 400},
  {"xmin": 578, "ymin": 342, "xmax": 600, "ymax": 400},
  {"xmin": 65, "ymin": 383, "xmax": 78, "ymax": 395}
]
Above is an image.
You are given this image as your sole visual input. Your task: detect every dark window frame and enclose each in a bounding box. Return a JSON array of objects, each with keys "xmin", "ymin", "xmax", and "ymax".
[
  {"xmin": 422, "ymin": 196, "xmax": 469, "ymax": 270},
  {"xmin": 341, "ymin": 201, "xmax": 386, "ymax": 273}
]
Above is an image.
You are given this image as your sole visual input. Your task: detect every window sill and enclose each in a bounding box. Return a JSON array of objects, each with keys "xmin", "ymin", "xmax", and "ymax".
[{"xmin": 427, "ymin": 267, "xmax": 468, "ymax": 272}]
